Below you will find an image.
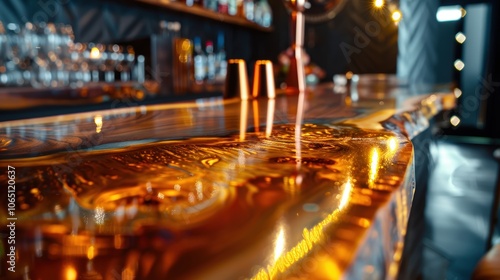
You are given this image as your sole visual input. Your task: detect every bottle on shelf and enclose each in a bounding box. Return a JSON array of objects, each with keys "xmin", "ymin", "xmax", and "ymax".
[
  {"xmin": 243, "ymin": 0, "xmax": 255, "ymax": 21},
  {"xmin": 205, "ymin": 40, "xmax": 216, "ymax": 82},
  {"xmin": 185, "ymin": 0, "xmax": 202, "ymax": 7},
  {"xmin": 254, "ymin": 0, "xmax": 272, "ymax": 27},
  {"xmin": 171, "ymin": 23, "xmax": 193, "ymax": 94},
  {"xmin": 237, "ymin": 0, "xmax": 244, "ymax": 18},
  {"xmin": 215, "ymin": 32, "xmax": 227, "ymax": 81},
  {"xmin": 193, "ymin": 37, "xmax": 207, "ymax": 84},
  {"xmin": 204, "ymin": 0, "xmax": 218, "ymax": 12},
  {"xmin": 218, "ymin": 0, "xmax": 229, "ymax": 14},
  {"xmin": 228, "ymin": 0, "xmax": 238, "ymax": 16},
  {"xmin": 175, "ymin": 38, "xmax": 193, "ymax": 93},
  {"xmin": 152, "ymin": 20, "xmax": 182, "ymax": 94}
]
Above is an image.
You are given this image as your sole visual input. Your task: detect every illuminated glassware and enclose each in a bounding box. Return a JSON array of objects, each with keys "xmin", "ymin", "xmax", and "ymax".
[{"xmin": 0, "ymin": 22, "xmax": 139, "ymax": 88}]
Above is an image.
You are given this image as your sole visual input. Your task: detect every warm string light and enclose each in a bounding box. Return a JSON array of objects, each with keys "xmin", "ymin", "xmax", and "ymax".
[
  {"xmin": 388, "ymin": 2, "xmax": 402, "ymax": 24},
  {"xmin": 455, "ymin": 32, "xmax": 466, "ymax": 44},
  {"xmin": 372, "ymin": 0, "xmax": 402, "ymax": 25},
  {"xmin": 391, "ymin": 10, "xmax": 402, "ymax": 23},
  {"xmin": 373, "ymin": 0, "xmax": 384, "ymax": 8},
  {"xmin": 450, "ymin": 115, "xmax": 461, "ymax": 126},
  {"xmin": 447, "ymin": 7, "xmax": 466, "ymax": 103},
  {"xmin": 454, "ymin": 59, "xmax": 465, "ymax": 71},
  {"xmin": 89, "ymin": 47, "xmax": 101, "ymax": 60}
]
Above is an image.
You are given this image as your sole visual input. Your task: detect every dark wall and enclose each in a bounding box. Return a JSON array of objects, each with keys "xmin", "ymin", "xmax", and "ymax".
[
  {"xmin": 309, "ymin": 0, "xmax": 399, "ymax": 76},
  {"xmin": 260, "ymin": 0, "xmax": 399, "ymax": 81},
  {"xmin": 485, "ymin": 1, "xmax": 500, "ymax": 138}
]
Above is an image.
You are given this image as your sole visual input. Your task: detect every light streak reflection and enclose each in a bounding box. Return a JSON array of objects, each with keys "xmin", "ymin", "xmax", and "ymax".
[
  {"xmin": 369, "ymin": 148, "xmax": 380, "ymax": 187},
  {"xmin": 94, "ymin": 115, "xmax": 103, "ymax": 133},
  {"xmin": 339, "ymin": 179, "xmax": 352, "ymax": 209},
  {"xmin": 273, "ymin": 225, "xmax": 286, "ymax": 263},
  {"xmin": 266, "ymin": 99, "xmax": 275, "ymax": 137},
  {"xmin": 240, "ymin": 100, "xmax": 249, "ymax": 141}
]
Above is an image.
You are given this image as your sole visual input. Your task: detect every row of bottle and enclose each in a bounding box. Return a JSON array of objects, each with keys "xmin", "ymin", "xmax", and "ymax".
[
  {"xmin": 193, "ymin": 33, "xmax": 227, "ymax": 84},
  {"xmin": 152, "ymin": 22, "xmax": 228, "ymax": 94},
  {"xmin": 184, "ymin": 0, "xmax": 272, "ymax": 28}
]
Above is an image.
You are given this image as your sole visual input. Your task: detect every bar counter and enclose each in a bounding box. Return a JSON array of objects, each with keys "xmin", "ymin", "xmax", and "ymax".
[{"xmin": 0, "ymin": 81, "xmax": 455, "ymax": 280}]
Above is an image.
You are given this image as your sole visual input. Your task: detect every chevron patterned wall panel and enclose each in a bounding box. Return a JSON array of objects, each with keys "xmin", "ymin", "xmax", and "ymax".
[
  {"xmin": 339, "ymin": 0, "xmax": 399, "ymax": 74},
  {"xmin": 397, "ymin": 0, "xmax": 440, "ymax": 86},
  {"xmin": 305, "ymin": 0, "xmax": 399, "ymax": 77}
]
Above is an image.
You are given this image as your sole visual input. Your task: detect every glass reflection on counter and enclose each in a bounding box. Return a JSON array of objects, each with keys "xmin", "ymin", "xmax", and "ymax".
[
  {"xmin": 253, "ymin": 99, "xmax": 260, "ymax": 131},
  {"xmin": 295, "ymin": 91, "xmax": 306, "ymax": 169},
  {"xmin": 238, "ymin": 96, "xmax": 277, "ymax": 141},
  {"xmin": 240, "ymin": 99, "xmax": 248, "ymax": 141}
]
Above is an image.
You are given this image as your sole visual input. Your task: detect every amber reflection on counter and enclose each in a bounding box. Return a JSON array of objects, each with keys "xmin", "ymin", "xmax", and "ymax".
[
  {"xmin": 0, "ymin": 121, "xmax": 413, "ymax": 279},
  {"xmin": 64, "ymin": 265, "xmax": 77, "ymax": 280}
]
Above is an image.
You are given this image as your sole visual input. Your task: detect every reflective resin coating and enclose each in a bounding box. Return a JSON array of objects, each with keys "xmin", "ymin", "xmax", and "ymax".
[{"xmin": 0, "ymin": 84, "xmax": 454, "ymax": 279}]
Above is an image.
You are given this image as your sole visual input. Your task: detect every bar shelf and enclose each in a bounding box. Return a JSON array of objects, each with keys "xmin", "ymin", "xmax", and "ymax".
[{"xmin": 134, "ymin": 0, "xmax": 273, "ymax": 32}]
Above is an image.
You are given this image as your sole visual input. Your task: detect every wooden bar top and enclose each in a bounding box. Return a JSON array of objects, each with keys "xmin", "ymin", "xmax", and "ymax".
[{"xmin": 0, "ymin": 81, "xmax": 455, "ymax": 279}]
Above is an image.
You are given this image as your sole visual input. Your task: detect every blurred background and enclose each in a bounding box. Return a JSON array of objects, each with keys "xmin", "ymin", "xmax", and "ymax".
[{"xmin": 1, "ymin": 0, "xmax": 498, "ymax": 139}]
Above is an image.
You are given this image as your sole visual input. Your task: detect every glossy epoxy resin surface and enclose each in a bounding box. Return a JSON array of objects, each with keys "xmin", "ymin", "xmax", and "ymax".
[{"xmin": 0, "ymin": 84, "xmax": 454, "ymax": 279}]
